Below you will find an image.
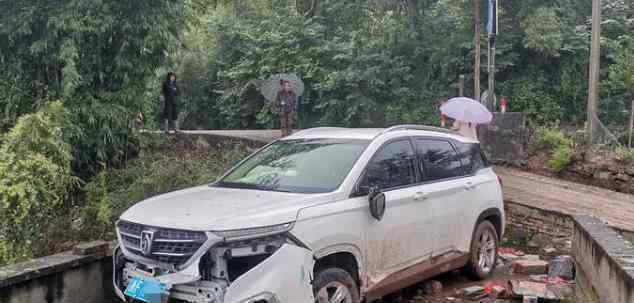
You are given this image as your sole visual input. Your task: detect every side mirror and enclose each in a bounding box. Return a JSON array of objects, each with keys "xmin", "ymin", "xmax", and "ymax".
[{"xmin": 368, "ymin": 186, "xmax": 386, "ymax": 221}]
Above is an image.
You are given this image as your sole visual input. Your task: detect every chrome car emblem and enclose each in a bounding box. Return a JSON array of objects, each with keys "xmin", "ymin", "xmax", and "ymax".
[{"xmin": 140, "ymin": 230, "xmax": 155, "ymax": 256}]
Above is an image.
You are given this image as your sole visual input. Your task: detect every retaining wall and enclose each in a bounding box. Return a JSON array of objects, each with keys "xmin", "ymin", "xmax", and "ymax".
[
  {"xmin": 0, "ymin": 241, "xmax": 115, "ymax": 303},
  {"xmin": 573, "ymin": 216, "xmax": 634, "ymax": 303}
]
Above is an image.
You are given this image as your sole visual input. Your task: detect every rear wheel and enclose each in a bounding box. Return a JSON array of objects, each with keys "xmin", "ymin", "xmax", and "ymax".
[
  {"xmin": 465, "ymin": 220, "xmax": 499, "ymax": 280},
  {"xmin": 313, "ymin": 268, "xmax": 361, "ymax": 303}
]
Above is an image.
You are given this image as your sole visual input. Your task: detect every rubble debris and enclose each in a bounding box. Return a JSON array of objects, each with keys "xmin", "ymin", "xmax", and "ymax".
[
  {"xmin": 491, "ymin": 285, "xmax": 506, "ymax": 297},
  {"xmin": 461, "ymin": 285, "xmax": 486, "ymax": 299},
  {"xmin": 527, "ymin": 240, "xmax": 540, "ymax": 250},
  {"xmin": 543, "ymin": 247, "xmax": 557, "ymax": 255},
  {"xmin": 548, "ymin": 255, "xmax": 575, "ymax": 280},
  {"xmin": 529, "ymin": 274, "xmax": 573, "ymax": 285},
  {"xmin": 498, "ymin": 247, "xmax": 525, "ymax": 256},
  {"xmin": 519, "ymin": 254, "xmax": 540, "ymax": 261},
  {"xmin": 508, "ymin": 280, "xmax": 574, "ymax": 301},
  {"xmin": 421, "ymin": 280, "xmax": 443, "ymax": 295},
  {"xmin": 498, "ymin": 247, "xmax": 525, "ymax": 264},
  {"xmin": 511, "ymin": 260, "xmax": 549, "ymax": 275}
]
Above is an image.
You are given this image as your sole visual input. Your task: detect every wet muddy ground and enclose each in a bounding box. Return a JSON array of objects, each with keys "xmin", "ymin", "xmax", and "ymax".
[{"xmin": 405, "ymin": 269, "xmax": 529, "ymax": 303}]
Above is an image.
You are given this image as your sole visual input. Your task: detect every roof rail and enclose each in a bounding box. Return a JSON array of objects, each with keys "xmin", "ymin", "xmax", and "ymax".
[
  {"xmin": 290, "ymin": 127, "xmax": 349, "ymax": 137},
  {"xmin": 377, "ymin": 124, "xmax": 457, "ymax": 137}
]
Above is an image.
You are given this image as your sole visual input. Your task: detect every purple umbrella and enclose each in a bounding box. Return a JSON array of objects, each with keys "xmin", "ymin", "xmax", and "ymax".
[{"xmin": 440, "ymin": 97, "xmax": 493, "ymax": 124}]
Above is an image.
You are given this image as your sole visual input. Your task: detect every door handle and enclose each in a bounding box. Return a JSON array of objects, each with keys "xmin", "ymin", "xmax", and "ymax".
[
  {"xmin": 464, "ymin": 182, "xmax": 475, "ymax": 191},
  {"xmin": 413, "ymin": 192, "xmax": 428, "ymax": 201}
]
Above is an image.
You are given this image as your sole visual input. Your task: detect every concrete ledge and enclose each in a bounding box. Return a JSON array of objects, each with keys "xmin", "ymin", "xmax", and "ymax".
[
  {"xmin": 0, "ymin": 241, "xmax": 114, "ymax": 289},
  {"xmin": 0, "ymin": 241, "xmax": 116, "ymax": 303},
  {"xmin": 573, "ymin": 215, "xmax": 634, "ymax": 303}
]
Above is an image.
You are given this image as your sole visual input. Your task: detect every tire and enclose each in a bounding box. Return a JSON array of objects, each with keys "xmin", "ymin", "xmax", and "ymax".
[
  {"xmin": 465, "ymin": 220, "xmax": 499, "ymax": 280},
  {"xmin": 313, "ymin": 268, "xmax": 361, "ymax": 303}
]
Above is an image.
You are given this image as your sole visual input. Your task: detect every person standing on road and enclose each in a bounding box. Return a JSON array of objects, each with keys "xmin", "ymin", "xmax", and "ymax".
[
  {"xmin": 452, "ymin": 119, "xmax": 478, "ymax": 140},
  {"xmin": 275, "ymin": 79, "xmax": 297, "ymax": 137},
  {"xmin": 162, "ymin": 72, "xmax": 180, "ymax": 133}
]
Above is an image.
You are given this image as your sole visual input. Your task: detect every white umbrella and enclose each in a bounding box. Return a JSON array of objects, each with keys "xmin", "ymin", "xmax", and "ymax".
[
  {"xmin": 260, "ymin": 73, "xmax": 304, "ymax": 102},
  {"xmin": 440, "ymin": 97, "xmax": 493, "ymax": 124}
]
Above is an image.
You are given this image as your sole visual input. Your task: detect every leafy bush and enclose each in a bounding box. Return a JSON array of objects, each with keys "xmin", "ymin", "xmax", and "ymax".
[
  {"xmin": 0, "ymin": 102, "xmax": 77, "ymax": 265},
  {"xmin": 533, "ymin": 127, "xmax": 575, "ymax": 172},
  {"xmin": 550, "ymin": 145, "xmax": 575, "ymax": 172},
  {"xmin": 81, "ymin": 137, "xmax": 249, "ymax": 237},
  {"xmin": 534, "ymin": 127, "xmax": 572, "ymax": 150},
  {"xmin": 615, "ymin": 145, "xmax": 634, "ymax": 164}
]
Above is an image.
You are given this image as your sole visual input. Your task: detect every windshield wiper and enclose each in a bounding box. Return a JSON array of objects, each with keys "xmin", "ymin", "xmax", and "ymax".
[{"xmin": 215, "ymin": 181, "xmax": 292, "ymax": 193}]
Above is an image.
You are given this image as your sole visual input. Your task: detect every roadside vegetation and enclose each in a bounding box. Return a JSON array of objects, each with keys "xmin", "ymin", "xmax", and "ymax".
[{"xmin": 0, "ymin": 0, "xmax": 633, "ymax": 265}]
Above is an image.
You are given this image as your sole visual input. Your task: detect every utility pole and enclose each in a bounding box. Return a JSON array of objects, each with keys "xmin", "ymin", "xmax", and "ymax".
[
  {"xmin": 459, "ymin": 75, "xmax": 465, "ymax": 96},
  {"xmin": 487, "ymin": 35, "xmax": 495, "ymax": 109},
  {"xmin": 629, "ymin": 100, "xmax": 634, "ymax": 148},
  {"xmin": 474, "ymin": 0, "xmax": 481, "ymax": 102},
  {"xmin": 587, "ymin": 0, "xmax": 601, "ymax": 143}
]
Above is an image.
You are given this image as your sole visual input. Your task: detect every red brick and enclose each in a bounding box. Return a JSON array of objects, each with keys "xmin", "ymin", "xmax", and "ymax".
[{"xmin": 511, "ymin": 260, "xmax": 549, "ymax": 275}]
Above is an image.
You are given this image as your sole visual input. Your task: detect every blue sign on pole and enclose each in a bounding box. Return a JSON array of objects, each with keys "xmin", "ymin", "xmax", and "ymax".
[{"xmin": 486, "ymin": 0, "xmax": 498, "ymax": 35}]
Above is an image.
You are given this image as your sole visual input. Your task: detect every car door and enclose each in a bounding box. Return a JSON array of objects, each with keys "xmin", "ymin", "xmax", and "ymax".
[
  {"xmin": 414, "ymin": 138, "xmax": 469, "ymax": 256},
  {"xmin": 452, "ymin": 142, "xmax": 497, "ymax": 251},
  {"xmin": 359, "ymin": 139, "xmax": 432, "ymax": 278}
]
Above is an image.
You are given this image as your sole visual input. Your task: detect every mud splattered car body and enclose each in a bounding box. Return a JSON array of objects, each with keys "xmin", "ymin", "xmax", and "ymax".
[{"xmin": 113, "ymin": 125, "xmax": 504, "ymax": 303}]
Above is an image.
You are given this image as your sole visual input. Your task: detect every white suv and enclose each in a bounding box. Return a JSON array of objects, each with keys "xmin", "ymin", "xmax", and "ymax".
[{"xmin": 113, "ymin": 125, "xmax": 504, "ymax": 303}]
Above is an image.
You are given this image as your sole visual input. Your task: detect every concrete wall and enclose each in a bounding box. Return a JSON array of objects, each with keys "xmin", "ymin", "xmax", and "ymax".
[
  {"xmin": 573, "ymin": 216, "xmax": 634, "ymax": 303},
  {"xmin": 0, "ymin": 241, "xmax": 116, "ymax": 303},
  {"xmin": 478, "ymin": 112, "xmax": 527, "ymax": 165}
]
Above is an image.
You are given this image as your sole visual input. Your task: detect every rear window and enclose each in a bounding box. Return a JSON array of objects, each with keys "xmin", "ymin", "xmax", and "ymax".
[
  {"xmin": 415, "ymin": 139, "xmax": 464, "ymax": 181},
  {"xmin": 455, "ymin": 142, "xmax": 489, "ymax": 174}
]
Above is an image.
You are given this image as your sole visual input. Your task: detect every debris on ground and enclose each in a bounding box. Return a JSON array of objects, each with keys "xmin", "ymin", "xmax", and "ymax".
[
  {"xmin": 511, "ymin": 259, "xmax": 549, "ymax": 275},
  {"xmin": 508, "ymin": 280, "xmax": 574, "ymax": 301},
  {"xmin": 421, "ymin": 280, "xmax": 443, "ymax": 295},
  {"xmin": 528, "ymin": 274, "xmax": 574, "ymax": 285},
  {"xmin": 548, "ymin": 255, "xmax": 575, "ymax": 280},
  {"xmin": 519, "ymin": 254, "xmax": 541, "ymax": 261},
  {"xmin": 498, "ymin": 247, "xmax": 525, "ymax": 263},
  {"xmin": 460, "ymin": 285, "xmax": 486, "ymax": 300},
  {"xmin": 543, "ymin": 247, "xmax": 557, "ymax": 256}
]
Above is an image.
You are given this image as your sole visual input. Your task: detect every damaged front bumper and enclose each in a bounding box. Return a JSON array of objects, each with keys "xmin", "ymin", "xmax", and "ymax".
[{"xmin": 113, "ymin": 243, "xmax": 315, "ymax": 303}]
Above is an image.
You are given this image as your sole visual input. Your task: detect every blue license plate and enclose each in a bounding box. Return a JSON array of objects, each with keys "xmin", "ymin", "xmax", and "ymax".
[{"xmin": 124, "ymin": 276, "xmax": 166, "ymax": 303}]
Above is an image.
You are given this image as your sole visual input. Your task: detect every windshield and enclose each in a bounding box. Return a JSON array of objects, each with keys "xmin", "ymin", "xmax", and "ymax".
[{"xmin": 217, "ymin": 139, "xmax": 370, "ymax": 193}]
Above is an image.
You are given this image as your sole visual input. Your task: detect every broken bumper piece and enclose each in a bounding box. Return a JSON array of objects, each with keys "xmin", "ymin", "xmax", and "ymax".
[{"xmin": 114, "ymin": 244, "xmax": 315, "ymax": 303}]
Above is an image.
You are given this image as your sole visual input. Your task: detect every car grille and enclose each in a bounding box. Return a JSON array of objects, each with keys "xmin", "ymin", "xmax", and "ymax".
[{"xmin": 117, "ymin": 220, "xmax": 207, "ymax": 267}]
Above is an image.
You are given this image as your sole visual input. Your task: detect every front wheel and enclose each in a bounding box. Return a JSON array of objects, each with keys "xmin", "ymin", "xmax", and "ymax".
[
  {"xmin": 313, "ymin": 268, "xmax": 361, "ymax": 303},
  {"xmin": 465, "ymin": 220, "xmax": 499, "ymax": 280}
]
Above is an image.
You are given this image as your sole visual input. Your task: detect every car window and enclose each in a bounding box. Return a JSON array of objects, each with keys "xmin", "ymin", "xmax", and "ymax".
[
  {"xmin": 455, "ymin": 142, "xmax": 489, "ymax": 174},
  {"xmin": 361, "ymin": 140, "xmax": 416, "ymax": 190},
  {"xmin": 219, "ymin": 139, "xmax": 370, "ymax": 193},
  {"xmin": 416, "ymin": 139, "xmax": 464, "ymax": 181}
]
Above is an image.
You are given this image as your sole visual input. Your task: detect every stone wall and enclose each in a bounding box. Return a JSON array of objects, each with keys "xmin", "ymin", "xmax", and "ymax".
[
  {"xmin": 573, "ymin": 216, "xmax": 634, "ymax": 303},
  {"xmin": 478, "ymin": 112, "xmax": 527, "ymax": 166},
  {"xmin": 505, "ymin": 201, "xmax": 574, "ymax": 240},
  {"xmin": 0, "ymin": 241, "xmax": 115, "ymax": 303}
]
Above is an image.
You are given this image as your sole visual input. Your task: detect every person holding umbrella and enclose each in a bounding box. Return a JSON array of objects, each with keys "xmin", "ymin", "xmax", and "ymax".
[
  {"xmin": 440, "ymin": 97, "xmax": 493, "ymax": 140},
  {"xmin": 275, "ymin": 79, "xmax": 297, "ymax": 136},
  {"xmin": 451, "ymin": 120, "xmax": 478, "ymax": 140},
  {"xmin": 260, "ymin": 74, "xmax": 304, "ymax": 136}
]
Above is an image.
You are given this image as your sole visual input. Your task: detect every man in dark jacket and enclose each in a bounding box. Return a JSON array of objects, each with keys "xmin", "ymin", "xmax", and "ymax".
[
  {"xmin": 162, "ymin": 72, "xmax": 179, "ymax": 133},
  {"xmin": 275, "ymin": 80, "xmax": 297, "ymax": 136}
]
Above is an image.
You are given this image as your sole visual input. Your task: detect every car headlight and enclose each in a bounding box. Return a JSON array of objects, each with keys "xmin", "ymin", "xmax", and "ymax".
[{"xmin": 212, "ymin": 222, "xmax": 294, "ymax": 242}]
